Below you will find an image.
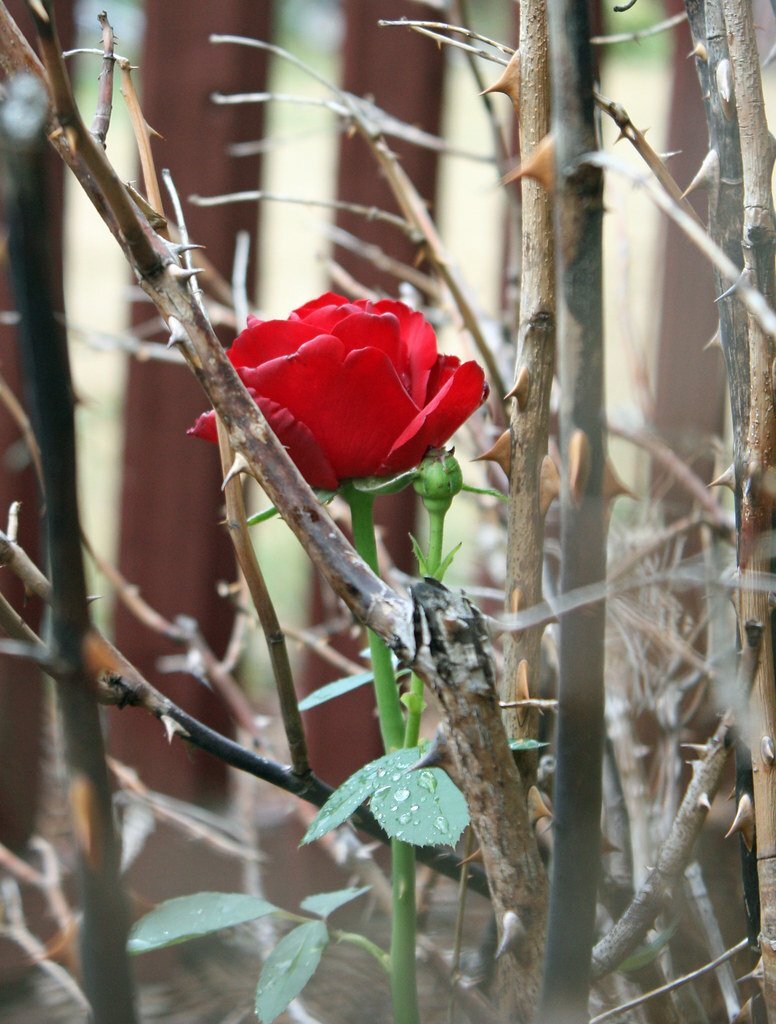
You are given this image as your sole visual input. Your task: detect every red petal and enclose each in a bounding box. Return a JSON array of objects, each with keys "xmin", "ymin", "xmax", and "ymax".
[
  {"xmin": 332, "ymin": 311, "xmax": 403, "ymax": 365},
  {"xmin": 257, "ymin": 397, "xmax": 339, "ymax": 490},
  {"xmin": 229, "ymin": 319, "xmax": 323, "ymax": 370},
  {"xmin": 245, "ymin": 336, "xmax": 419, "ymax": 481},
  {"xmin": 188, "ymin": 410, "xmax": 217, "ymax": 443},
  {"xmin": 371, "ymin": 299, "xmax": 439, "ymax": 405},
  {"xmin": 290, "ymin": 291, "xmax": 350, "ymax": 320},
  {"xmin": 382, "ymin": 361, "xmax": 487, "ymax": 474},
  {"xmin": 424, "ymin": 354, "xmax": 460, "ymax": 403}
]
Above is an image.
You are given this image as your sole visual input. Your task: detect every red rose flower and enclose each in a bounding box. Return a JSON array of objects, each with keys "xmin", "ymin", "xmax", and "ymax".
[{"xmin": 189, "ymin": 292, "xmax": 488, "ymax": 490}]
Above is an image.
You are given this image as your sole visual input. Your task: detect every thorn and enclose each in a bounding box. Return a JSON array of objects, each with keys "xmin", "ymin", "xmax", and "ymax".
[
  {"xmin": 688, "ymin": 40, "xmax": 707, "ymax": 61},
  {"xmin": 509, "ymin": 586, "xmax": 524, "ymax": 616},
  {"xmin": 716, "ymin": 270, "xmax": 750, "ymax": 304},
  {"xmin": 681, "ymin": 148, "xmax": 719, "ymax": 199},
  {"xmin": 64, "ymin": 125, "xmax": 78, "ymax": 153},
  {"xmin": 516, "ymin": 659, "xmax": 530, "ymax": 701},
  {"xmin": 716, "ymin": 59, "xmax": 735, "ymax": 120},
  {"xmin": 725, "ymin": 792, "xmax": 755, "ymax": 850},
  {"xmin": 481, "ymin": 51, "xmax": 520, "ymax": 108},
  {"xmin": 458, "ymin": 844, "xmax": 483, "ymax": 866},
  {"xmin": 502, "ymin": 133, "xmax": 555, "ymax": 192},
  {"xmin": 731, "ymin": 998, "xmax": 755, "ymax": 1023},
  {"xmin": 505, "ymin": 365, "xmax": 530, "ymax": 409},
  {"xmin": 709, "ymin": 464, "xmax": 735, "ymax": 491},
  {"xmin": 703, "ymin": 327, "xmax": 721, "ymax": 351},
  {"xmin": 603, "ymin": 459, "xmax": 635, "ymax": 503},
  {"xmin": 527, "ymin": 785, "xmax": 553, "ymax": 826},
  {"xmin": 738, "ymin": 958, "xmax": 764, "ymax": 987},
  {"xmin": 473, "ymin": 429, "xmax": 511, "ymax": 476},
  {"xmin": 681, "ymin": 742, "xmax": 709, "ymax": 758},
  {"xmin": 568, "ymin": 429, "xmax": 590, "ymax": 507},
  {"xmin": 167, "ymin": 263, "xmax": 205, "ymax": 283},
  {"xmin": 222, "ymin": 452, "xmax": 252, "ymax": 489},
  {"xmin": 408, "ymin": 728, "xmax": 455, "ymax": 778},
  {"xmin": 171, "ymin": 242, "xmax": 206, "ymax": 256},
  {"xmin": 29, "ymin": 0, "xmax": 49, "ymax": 22},
  {"xmin": 516, "ymin": 659, "xmax": 530, "ymax": 726},
  {"xmin": 69, "ymin": 774, "xmax": 101, "ymax": 870},
  {"xmin": 166, "ymin": 316, "xmax": 189, "ymax": 349},
  {"xmin": 161, "ymin": 714, "xmax": 189, "ymax": 744},
  {"xmin": 697, "ymin": 792, "xmax": 712, "ymax": 811},
  {"xmin": 495, "ymin": 910, "xmax": 525, "ymax": 960},
  {"xmin": 761, "ymin": 735, "xmax": 775, "ymax": 767},
  {"xmin": 539, "ymin": 455, "xmax": 560, "ymax": 515}
]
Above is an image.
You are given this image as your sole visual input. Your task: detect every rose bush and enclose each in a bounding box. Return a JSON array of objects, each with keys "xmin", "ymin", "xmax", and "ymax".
[{"xmin": 189, "ymin": 292, "xmax": 488, "ymax": 489}]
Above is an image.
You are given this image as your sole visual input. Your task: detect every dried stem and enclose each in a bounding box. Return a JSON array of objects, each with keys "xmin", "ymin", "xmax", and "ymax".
[
  {"xmin": 590, "ymin": 716, "xmax": 732, "ymax": 978},
  {"xmin": 539, "ymin": 1, "xmax": 607, "ymax": 1019},
  {"xmin": 0, "ymin": 69, "xmax": 137, "ymax": 1024},
  {"xmin": 88, "ymin": 10, "xmax": 115, "ymax": 148}
]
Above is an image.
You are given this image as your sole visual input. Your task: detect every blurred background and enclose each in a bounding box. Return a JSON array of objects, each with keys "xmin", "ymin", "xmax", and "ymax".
[{"xmin": 2, "ymin": 0, "xmax": 774, "ymax": 1019}]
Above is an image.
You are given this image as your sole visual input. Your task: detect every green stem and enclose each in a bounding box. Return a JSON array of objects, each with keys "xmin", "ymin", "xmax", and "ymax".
[
  {"xmin": 344, "ymin": 484, "xmax": 420, "ymax": 1024},
  {"xmin": 344, "ymin": 485, "xmax": 404, "ymax": 751},
  {"xmin": 335, "ymin": 931, "xmax": 391, "ymax": 973},
  {"xmin": 390, "ymin": 838, "xmax": 419, "ymax": 1024},
  {"xmin": 403, "ymin": 505, "xmax": 446, "ymax": 748}
]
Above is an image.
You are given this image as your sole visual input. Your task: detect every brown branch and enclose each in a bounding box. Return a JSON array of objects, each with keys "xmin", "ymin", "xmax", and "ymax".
[
  {"xmin": 411, "ymin": 579, "xmax": 547, "ymax": 1023},
  {"xmin": 590, "ymin": 715, "xmax": 732, "ymax": 978},
  {"xmin": 88, "ymin": 11, "xmax": 115, "ymax": 148}
]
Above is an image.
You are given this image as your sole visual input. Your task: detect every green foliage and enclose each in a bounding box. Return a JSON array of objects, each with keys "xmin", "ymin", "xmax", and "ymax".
[
  {"xmin": 509, "ymin": 738, "xmax": 549, "ymax": 751},
  {"xmin": 298, "ymin": 671, "xmax": 374, "ymax": 710},
  {"xmin": 255, "ymin": 921, "xmax": 329, "ymax": 1024},
  {"xmin": 302, "ymin": 746, "xmax": 469, "ymax": 847},
  {"xmin": 300, "ymin": 885, "xmax": 371, "ymax": 919},
  {"xmin": 127, "ymin": 893, "xmax": 277, "ymax": 954}
]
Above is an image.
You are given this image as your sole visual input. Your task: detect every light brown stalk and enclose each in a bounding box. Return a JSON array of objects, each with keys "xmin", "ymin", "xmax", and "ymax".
[
  {"xmin": 502, "ymin": 0, "xmax": 555, "ymax": 777},
  {"xmin": 721, "ymin": 1, "xmax": 776, "ymax": 1015}
]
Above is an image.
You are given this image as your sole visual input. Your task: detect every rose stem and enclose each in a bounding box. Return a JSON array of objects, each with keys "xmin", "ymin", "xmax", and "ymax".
[
  {"xmin": 403, "ymin": 504, "xmax": 445, "ymax": 749},
  {"xmin": 343, "ymin": 483, "xmax": 420, "ymax": 1024}
]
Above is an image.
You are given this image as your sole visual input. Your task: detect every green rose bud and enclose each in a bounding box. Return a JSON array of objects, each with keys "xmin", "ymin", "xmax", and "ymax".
[{"xmin": 413, "ymin": 450, "xmax": 463, "ymax": 514}]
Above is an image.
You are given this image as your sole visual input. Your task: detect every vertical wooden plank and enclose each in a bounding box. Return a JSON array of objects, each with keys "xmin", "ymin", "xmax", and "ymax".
[{"xmin": 111, "ymin": 2, "xmax": 271, "ymax": 802}]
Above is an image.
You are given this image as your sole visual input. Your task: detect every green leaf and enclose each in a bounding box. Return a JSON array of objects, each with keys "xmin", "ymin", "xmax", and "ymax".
[
  {"xmin": 128, "ymin": 892, "xmax": 277, "ymax": 954},
  {"xmin": 618, "ymin": 920, "xmax": 679, "ymax": 972},
  {"xmin": 508, "ymin": 738, "xmax": 549, "ymax": 751},
  {"xmin": 370, "ymin": 753, "xmax": 469, "ymax": 847},
  {"xmin": 351, "ymin": 469, "xmax": 418, "ymax": 495},
  {"xmin": 461, "ymin": 483, "xmax": 508, "ymax": 502},
  {"xmin": 436, "ymin": 541, "xmax": 462, "ymax": 581},
  {"xmin": 246, "ymin": 505, "xmax": 280, "ymax": 527},
  {"xmin": 302, "ymin": 748, "xmax": 418, "ymax": 844},
  {"xmin": 255, "ymin": 921, "xmax": 329, "ymax": 1024},
  {"xmin": 298, "ymin": 671, "xmax": 374, "ymax": 711},
  {"xmin": 300, "ymin": 886, "xmax": 371, "ymax": 919},
  {"xmin": 246, "ymin": 488, "xmax": 337, "ymax": 527},
  {"xmin": 409, "ymin": 533, "xmax": 428, "ymax": 576}
]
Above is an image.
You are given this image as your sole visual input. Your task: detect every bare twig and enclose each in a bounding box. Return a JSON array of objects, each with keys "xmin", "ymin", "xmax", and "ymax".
[
  {"xmin": 591, "ymin": 716, "xmax": 732, "ymax": 978},
  {"xmin": 590, "ymin": 11, "xmax": 687, "ymax": 45},
  {"xmin": 589, "ymin": 938, "xmax": 748, "ymax": 1023},
  {"xmin": 88, "ymin": 11, "xmax": 115, "ymax": 148}
]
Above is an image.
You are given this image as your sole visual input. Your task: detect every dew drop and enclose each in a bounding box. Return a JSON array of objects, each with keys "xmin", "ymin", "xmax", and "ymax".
[
  {"xmin": 394, "ymin": 788, "xmax": 410, "ymax": 803},
  {"xmin": 418, "ymin": 772, "xmax": 437, "ymax": 793}
]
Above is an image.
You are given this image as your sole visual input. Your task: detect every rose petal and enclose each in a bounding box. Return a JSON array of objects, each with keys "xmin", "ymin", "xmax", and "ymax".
[
  {"xmin": 229, "ymin": 319, "xmax": 323, "ymax": 370},
  {"xmin": 257, "ymin": 397, "xmax": 339, "ymax": 490},
  {"xmin": 332, "ymin": 311, "xmax": 404, "ymax": 367},
  {"xmin": 245, "ymin": 336, "xmax": 420, "ymax": 481},
  {"xmin": 424, "ymin": 354, "xmax": 460, "ymax": 403},
  {"xmin": 188, "ymin": 409, "xmax": 217, "ymax": 443},
  {"xmin": 290, "ymin": 291, "xmax": 350, "ymax": 321},
  {"xmin": 371, "ymin": 300, "xmax": 439, "ymax": 405},
  {"xmin": 382, "ymin": 361, "xmax": 487, "ymax": 474}
]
